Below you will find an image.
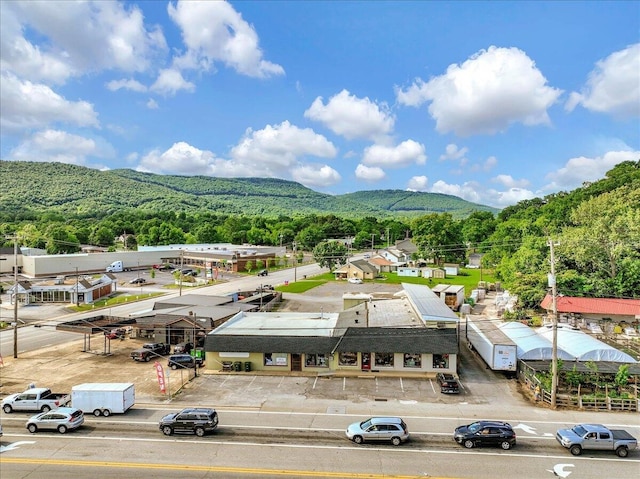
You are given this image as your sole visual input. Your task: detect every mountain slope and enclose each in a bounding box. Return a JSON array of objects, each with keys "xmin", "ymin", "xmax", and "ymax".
[{"xmin": 0, "ymin": 161, "xmax": 498, "ymax": 218}]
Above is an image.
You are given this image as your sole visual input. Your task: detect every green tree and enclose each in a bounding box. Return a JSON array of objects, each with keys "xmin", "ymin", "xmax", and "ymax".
[
  {"xmin": 312, "ymin": 241, "xmax": 347, "ymax": 272},
  {"xmin": 245, "ymin": 260, "xmax": 254, "ymax": 274},
  {"xmin": 411, "ymin": 213, "xmax": 463, "ymax": 265}
]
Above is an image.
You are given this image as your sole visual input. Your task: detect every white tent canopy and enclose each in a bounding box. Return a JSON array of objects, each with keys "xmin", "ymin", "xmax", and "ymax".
[
  {"xmin": 536, "ymin": 325, "xmax": 637, "ymax": 363},
  {"xmin": 498, "ymin": 322, "xmax": 574, "ymax": 361}
]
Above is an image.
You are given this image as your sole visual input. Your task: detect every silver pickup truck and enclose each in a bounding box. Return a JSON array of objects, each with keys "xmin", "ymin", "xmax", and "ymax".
[
  {"xmin": 556, "ymin": 423, "xmax": 638, "ymax": 457},
  {"xmin": 2, "ymin": 387, "xmax": 71, "ymax": 413}
]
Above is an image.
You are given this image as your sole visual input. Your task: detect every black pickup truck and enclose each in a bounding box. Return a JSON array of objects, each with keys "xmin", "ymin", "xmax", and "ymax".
[{"xmin": 130, "ymin": 343, "xmax": 171, "ymax": 362}]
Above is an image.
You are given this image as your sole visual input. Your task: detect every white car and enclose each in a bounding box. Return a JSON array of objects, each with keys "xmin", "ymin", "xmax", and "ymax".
[{"xmin": 348, "ymin": 278, "xmax": 363, "ymax": 284}]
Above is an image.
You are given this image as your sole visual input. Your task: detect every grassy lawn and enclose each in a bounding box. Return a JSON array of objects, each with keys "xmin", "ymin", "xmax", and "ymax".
[
  {"xmin": 276, "ymin": 269, "xmax": 496, "ymax": 296},
  {"xmin": 70, "ymin": 292, "xmax": 165, "ymax": 312}
]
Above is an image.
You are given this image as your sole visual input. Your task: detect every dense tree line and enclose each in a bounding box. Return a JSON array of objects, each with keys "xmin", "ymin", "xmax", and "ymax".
[{"xmin": 1, "ymin": 161, "xmax": 638, "ymax": 309}]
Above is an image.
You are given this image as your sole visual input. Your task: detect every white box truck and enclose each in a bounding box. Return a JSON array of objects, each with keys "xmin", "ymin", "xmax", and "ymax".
[
  {"xmin": 466, "ymin": 317, "xmax": 517, "ymax": 372},
  {"xmin": 71, "ymin": 383, "xmax": 135, "ymax": 417}
]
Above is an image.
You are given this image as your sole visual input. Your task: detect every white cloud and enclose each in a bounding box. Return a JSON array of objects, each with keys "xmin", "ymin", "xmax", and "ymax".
[
  {"xmin": 430, "ymin": 179, "xmax": 534, "ymax": 208},
  {"xmin": 167, "ymin": 0, "xmax": 284, "ymax": 78},
  {"xmin": 440, "ymin": 143, "xmax": 468, "ymax": 161},
  {"xmin": 138, "ymin": 122, "xmax": 338, "ymax": 179},
  {"xmin": 7, "ymin": 129, "xmax": 114, "ymax": 167},
  {"xmin": 407, "ymin": 175, "xmax": 429, "ymax": 191},
  {"xmin": 483, "ymin": 156, "xmax": 498, "ymax": 171},
  {"xmin": 543, "ymin": 150, "xmax": 640, "ymax": 192},
  {"xmin": 491, "ymin": 174, "xmax": 530, "ymax": 189},
  {"xmin": 355, "ymin": 164, "xmax": 386, "ymax": 182},
  {"xmin": 150, "ymin": 68, "xmax": 195, "ymax": 96},
  {"xmin": 396, "ymin": 46, "xmax": 562, "ymax": 136},
  {"xmin": 362, "ymin": 140, "xmax": 427, "ymax": 168},
  {"xmin": 106, "ymin": 78, "xmax": 148, "ymax": 92},
  {"xmin": 0, "ymin": 73, "xmax": 99, "ymax": 132},
  {"xmin": 138, "ymin": 141, "xmax": 218, "ymax": 175},
  {"xmin": 304, "ymin": 89, "xmax": 394, "ymax": 141},
  {"xmin": 291, "ymin": 164, "xmax": 341, "ymax": 188},
  {"xmin": 566, "ymin": 43, "xmax": 640, "ymax": 118},
  {"xmin": 0, "ymin": 0, "xmax": 166, "ymax": 83},
  {"xmin": 146, "ymin": 98, "xmax": 159, "ymax": 110},
  {"xmin": 230, "ymin": 121, "xmax": 337, "ymax": 172}
]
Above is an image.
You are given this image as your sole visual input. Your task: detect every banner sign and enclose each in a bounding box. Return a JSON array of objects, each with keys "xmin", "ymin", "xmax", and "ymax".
[{"xmin": 154, "ymin": 361, "xmax": 166, "ymax": 393}]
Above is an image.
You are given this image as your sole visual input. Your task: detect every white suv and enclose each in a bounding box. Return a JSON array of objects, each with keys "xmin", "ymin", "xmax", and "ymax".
[{"xmin": 346, "ymin": 417, "xmax": 409, "ymax": 446}]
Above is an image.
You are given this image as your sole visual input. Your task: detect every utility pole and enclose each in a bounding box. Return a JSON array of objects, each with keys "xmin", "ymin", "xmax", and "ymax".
[
  {"xmin": 75, "ymin": 266, "xmax": 80, "ymax": 307},
  {"xmin": 549, "ymin": 239, "xmax": 560, "ymax": 408},
  {"xmin": 293, "ymin": 241, "xmax": 297, "ymax": 283},
  {"xmin": 13, "ymin": 234, "xmax": 18, "ymax": 358},
  {"xmin": 178, "ymin": 249, "xmax": 184, "ymax": 296},
  {"xmin": 386, "ymin": 227, "xmax": 390, "ymax": 248}
]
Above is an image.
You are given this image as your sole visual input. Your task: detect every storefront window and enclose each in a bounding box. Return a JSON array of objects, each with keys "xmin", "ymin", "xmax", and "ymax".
[
  {"xmin": 374, "ymin": 353, "xmax": 394, "ymax": 367},
  {"xmin": 305, "ymin": 353, "xmax": 328, "ymax": 367},
  {"xmin": 338, "ymin": 352, "xmax": 357, "ymax": 366},
  {"xmin": 264, "ymin": 353, "xmax": 288, "ymax": 366},
  {"xmin": 403, "ymin": 353, "xmax": 421, "ymax": 368},
  {"xmin": 433, "ymin": 354, "xmax": 449, "ymax": 369}
]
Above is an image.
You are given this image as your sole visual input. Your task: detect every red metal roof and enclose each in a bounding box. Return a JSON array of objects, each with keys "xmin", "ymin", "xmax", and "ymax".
[{"xmin": 541, "ymin": 294, "xmax": 640, "ymax": 316}]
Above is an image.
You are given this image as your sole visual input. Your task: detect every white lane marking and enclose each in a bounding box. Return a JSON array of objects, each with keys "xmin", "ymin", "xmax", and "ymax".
[{"xmin": 548, "ymin": 463, "xmax": 574, "ymax": 477}]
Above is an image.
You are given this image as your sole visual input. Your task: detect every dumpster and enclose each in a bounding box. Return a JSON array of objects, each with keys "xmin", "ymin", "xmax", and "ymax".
[
  {"xmin": 244, "ymin": 361, "xmax": 251, "ymax": 372},
  {"xmin": 233, "ymin": 361, "xmax": 242, "ymax": 372}
]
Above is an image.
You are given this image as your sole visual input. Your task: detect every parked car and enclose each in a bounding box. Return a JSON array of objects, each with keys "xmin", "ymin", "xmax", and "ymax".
[
  {"xmin": 167, "ymin": 354, "xmax": 203, "ymax": 369},
  {"xmin": 257, "ymin": 269, "xmax": 268, "ymax": 276},
  {"xmin": 130, "ymin": 342, "xmax": 171, "ymax": 362},
  {"xmin": 346, "ymin": 417, "xmax": 409, "ymax": 446},
  {"xmin": 348, "ymin": 278, "xmax": 363, "ymax": 284},
  {"xmin": 153, "ymin": 263, "xmax": 173, "ymax": 271},
  {"xmin": 25, "ymin": 407, "xmax": 84, "ymax": 434},
  {"xmin": 105, "ymin": 328, "xmax": 126, "ymax": 340},
  {"xmin": 159, "ymin": 407, "xmax": 218, "ymax": 436},
  {"xmin": 436, "ymin": 373, "xmax": 460, "ymax": 394},
  {"xmin": 454, "ymin": 420, "xmax": 516, "ymax": 450},
  {"xmin": 129, "ymin": 277, "xmax": 146, "ymax": 284},
  {"xmin": 173, "ymin": 342, "xmax": 193, "ymax": 354}
]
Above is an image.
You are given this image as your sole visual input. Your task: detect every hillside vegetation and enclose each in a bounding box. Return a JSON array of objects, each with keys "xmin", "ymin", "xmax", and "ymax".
[{"xmin": 0, "ymin": 161, "xmax": 496, "ymax": 219}]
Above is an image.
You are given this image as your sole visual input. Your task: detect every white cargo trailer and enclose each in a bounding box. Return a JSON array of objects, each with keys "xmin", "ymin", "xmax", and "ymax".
[
  {"xmin": 71, "ymin": 383, "xmax": 135, "ymax": 417},
  {"xmin": 466, "ymin": 317, "xmax": 517, "ymax": 372}
]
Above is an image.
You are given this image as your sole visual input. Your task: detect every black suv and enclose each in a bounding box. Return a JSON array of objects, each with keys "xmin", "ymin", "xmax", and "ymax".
[
  {"xmin": 436, "ymin": 373, "xmax": 460, "ymax": 394},
  {"xmin": 454, "ymin": 421, "xmax": 516, "ymax": 450},
  {"xmin": 159, "ymin": 408, "xmax": 218, "ymax": 436},
  {"xmin": 257, "ymin": 269, "xmax": 268, "ymax": 276},
  {"xmin": 167, "ymin": 354, "xmax": 204, "ymax": 369}
]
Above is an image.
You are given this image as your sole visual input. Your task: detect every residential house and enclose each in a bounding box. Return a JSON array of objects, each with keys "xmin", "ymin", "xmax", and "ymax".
[{"xmin": 334, "ymin": 259, "xmax": 378, "ymax": 281}]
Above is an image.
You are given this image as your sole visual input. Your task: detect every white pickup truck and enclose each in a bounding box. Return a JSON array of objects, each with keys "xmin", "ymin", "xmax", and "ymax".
[
  {"xmin": 556, "ymin": 423, "xmax": 638, "ymax": 458},
  {"xmin": 2, "ymin": 387, "xmax": 71, "ymax": 413}
]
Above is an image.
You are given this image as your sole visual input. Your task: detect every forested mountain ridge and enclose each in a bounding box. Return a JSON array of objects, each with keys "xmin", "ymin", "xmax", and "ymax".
[{"xmin": 0, "ymin": 161, "xmax": 497, "ymax": 218}]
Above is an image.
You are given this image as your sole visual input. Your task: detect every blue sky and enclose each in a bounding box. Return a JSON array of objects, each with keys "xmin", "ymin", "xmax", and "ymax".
[{"xmin": 1, "ymin": 1, "xmax": 638, "ymax": 208}]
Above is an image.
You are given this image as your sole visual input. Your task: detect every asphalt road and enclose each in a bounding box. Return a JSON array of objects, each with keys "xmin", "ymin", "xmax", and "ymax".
[{"xmin": 1, "ymin": 406, "xmax": 639, "ymax": 479}]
